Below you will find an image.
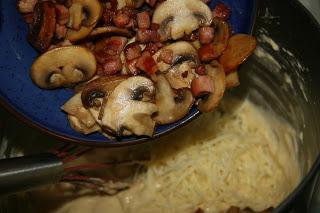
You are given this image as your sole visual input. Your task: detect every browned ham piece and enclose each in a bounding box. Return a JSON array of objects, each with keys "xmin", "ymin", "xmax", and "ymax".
[{"xmin": 28, "ymin": 1, "xmax": 56, "ymax": 52}]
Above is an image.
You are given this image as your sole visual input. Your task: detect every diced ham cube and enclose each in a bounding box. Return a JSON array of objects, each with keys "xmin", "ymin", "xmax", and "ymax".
[
  {"xmin": 137, "ymin": 11, "xmax": 151, "ymax": 29},
  {"xmin": 191, "ymin": 75, "xmax": 214, "ymax": 97},
  {"xmin": 126, "ymin": 59, "xmax": 140, "ymax": 75},
  {"xmin": 196, "ymin": 65, "xmax": 206, "ymax": 75},
  {"xmin": 55, "ymin": 24, "xmax": 67, "ymax": 39},
  {"xmin": 150, "ymin": 23, "xmax": 160, "ymax": 30},
  {"xmin": 101, "ymin": 57, "xmax": 123, "ymax": 75},
  {"xmin": 144, "ymin": 42, "xmax": 163, "ymax": 55},
  {"xmin": 55, "ymin": 4, "xmax": 69, "ymax": 25},
  {"xmin": 136, "ymin": 29, "xmax": 158, "ymax": 43},
  {"xmin": 212, "ymin": 3, "xmax": 231, "ymax": 20},
  {"xmin": 136, "ymin": 52, "xmax": 158, "ymax": 74},
  {"xmin": 199, "ymin": 27, "xmax": 215, "ymax": 44},
  {"xmin": 102, "ymin": 8, "xmax": 116, "ymax": 26},
  {"xmin": 124, "ymin": 42, "xmax": 142, "ymax": 60},
  {"xmin": 113, "ymin": 12, "xmax": 130, "ymax": 28}
]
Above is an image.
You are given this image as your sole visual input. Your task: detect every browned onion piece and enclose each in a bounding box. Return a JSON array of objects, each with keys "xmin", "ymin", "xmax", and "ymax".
[{"xmin": 219, "ymin": 34, "xmax": 257, "ymax": 73}]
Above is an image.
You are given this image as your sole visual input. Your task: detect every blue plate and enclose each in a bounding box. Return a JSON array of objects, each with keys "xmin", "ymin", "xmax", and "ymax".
[{"xmin": 0, "ymin": 0, "xmax": 257, "ymax": 146}]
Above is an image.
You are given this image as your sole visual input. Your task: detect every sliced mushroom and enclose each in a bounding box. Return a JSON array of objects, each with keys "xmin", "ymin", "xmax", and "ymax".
[
  {"xmin": 152, "ymin": 0, "xmax": 212, "ymax": 41},
  {"xmin": 226, "ymin": 71, "xmax": 240, "ymax": 89},
  {"xmin": 154, "ymin": 75, "xmax": 194, "ymax": 124},
  {"xmin": 62, "ymin": 93, "xmax": 97, "ymax": 127},
  {"xmin": 100, "ymin": 76, "xmax": 158, "ymax": 137},
  {"xmin": 28, "ymin": 1, "xmax": 56, "ymax": 52},
  {"xmin": 153, "ymin": 41, "xmax": 199, "ymax": 89},
  {"xmin": 212, "ymin": 19, "xmax": 230, "ymax": 57},
  {"xmin": 68, "ymin": 115, "xmax": 101, "ymax": 135},
  {"xmin": 66, "ymin": 0, "xmax": 102, "ymax": 41},
  {"xmin": 66, "ymin": 25, "xmax": 95, "ymax": 42},
  {"xmin": 68, "ymin": 2, "xmax": 83, "ymax": 30},
  {"xmin": 68, "ymin": 0, "xmax": 102, "ymax": 27},
  {"xmin": 81, "ymin": 75, "xmax": 128, "ymax": 109},
  {"xmin": 62, "ymin": 92, "xmax": 100, "ymax": 134},
  {"xmin": 86, "ymin": 27, "xmax": 134, "ymax": 40},
  {"xmin": 31, "ymin": 46, "xmax": 96, "ymax": 89},
  {"xmin": 197, "ymin": 61, "xmax": 226, "ymax": 112}
]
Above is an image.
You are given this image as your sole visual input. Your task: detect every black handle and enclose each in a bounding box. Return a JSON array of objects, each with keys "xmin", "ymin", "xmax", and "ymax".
[{"xmin": 0, "ymin": 153, "xmax": 63, "ymax": 196}]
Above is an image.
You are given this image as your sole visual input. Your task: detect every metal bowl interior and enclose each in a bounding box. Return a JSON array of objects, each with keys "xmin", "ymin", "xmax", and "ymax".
[
  {"xmin": 0, "ymin": 0, "xmax": 256, "ymax": 146},
  {"xmin": 243, "ymin": 0, "xmax": 320, "ymax": 211}
]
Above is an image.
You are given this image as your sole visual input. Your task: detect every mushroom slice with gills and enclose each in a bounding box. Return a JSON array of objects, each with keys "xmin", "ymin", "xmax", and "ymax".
[
  {"xmin": 212, "ymin": 19, "xmax": 230, "ymax": 57},
  {"xmin": 86, "ymin": 27, "xmax": 134, "ymax": 40},
  {"xmin": 66, "ymin": 25, "xmax": 95, "ymax": 42},
  {"xmin": 66, "ymin": 0, "xmax": 102, "ymax": 41},
  {"xmin": 28, "ymin": 1, "xmax": 56, "ymax": 52},
  {"xmin": 153, "ymin": 41, "xmax": 200, "ymax": 89},
  {"xmin": 68, "ymin": 0, "xmax": 102, "ymax": 28},
  {"xmin": 152, "ymin": 0, "xmax": 212, "ymax": 41},
  {"xmin": 68, "ymin": 2, "xmax": 83, "ymax": 30},
  {"xmin": 61, "ymin": 93, "xmax": 100, "ymax": 134},
  {"xmin": 81, "ymin": 75, "xmax": 128, "ymax": 109},
  {"xmin": 99, "ymin": 76, "xmax": 158, "ymax": 137},
  {"xmin": 219, "ymin": 34, "xmax": 257, "ymax": 73},
  {"xmin": 197, "ymin": 61, "xmax": 226, "ymax": 113},
  {"xmin": 31, "ymin": 46, "xmax": 96, "ymax": 89},
  {"xmin": 154, "ymin": 75, "xmax": 194, "ymax": 125}
]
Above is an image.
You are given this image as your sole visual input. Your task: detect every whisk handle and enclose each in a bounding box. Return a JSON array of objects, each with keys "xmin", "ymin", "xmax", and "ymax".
[{"xmin": 0, "ymin": 153, "xmax": 63, "ymax": 196}]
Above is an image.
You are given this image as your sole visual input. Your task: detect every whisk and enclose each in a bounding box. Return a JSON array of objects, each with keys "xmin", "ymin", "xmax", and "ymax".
[{"xmin": 0, "ymin": 143, "xmax": 145, "ymax": 196}]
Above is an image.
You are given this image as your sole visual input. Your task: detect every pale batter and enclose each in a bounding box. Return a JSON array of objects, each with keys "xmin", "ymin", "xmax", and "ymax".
[{"xmin": 31, "ymin": 98, "xmax": 301, "ymax": 213}]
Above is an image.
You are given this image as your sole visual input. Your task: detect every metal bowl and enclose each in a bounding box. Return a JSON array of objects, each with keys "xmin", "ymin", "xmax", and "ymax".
[{"xmin": 0, "ymin": 0, "xmax": 320, "ymax": 212}]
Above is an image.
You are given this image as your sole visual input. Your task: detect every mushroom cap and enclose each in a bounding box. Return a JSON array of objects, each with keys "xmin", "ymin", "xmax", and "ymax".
[
  {"xmin": 101, "ymin": 76, "xmax": 158, "ymax": 137},
  {"xmin": 197, "ymin": 61, "xmax": 226, "ymax": 112},
  {"xmin": 66, "ymin": 0, "xmax": 102, "ymax": 41},
  {"xmin": 31, "ymin": 46, "xmax": 97, "ymax": 89},
  {"xmin": 81, "ymin": 75, "xmax": 128, "ymax": 108},
  {"xmin": 152, "ymin": 0, "xmax": 212, "ymax": 41},
  {"xmin": 154, "ymin": 41, "xmax": 199, "ymax": 89},
  {"xmin": 154, "ymin": 75, "xmax": 194, "ymax": 125},
  {"xmin": 70, "ymin": 0, "xmax": 102, "ymax": 27}
]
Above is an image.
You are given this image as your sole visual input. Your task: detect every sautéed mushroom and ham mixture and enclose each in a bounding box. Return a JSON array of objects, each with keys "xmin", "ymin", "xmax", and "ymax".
[{"xmin": 18, "ymin": 0, "xmax": 256, "ymax": 138}]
